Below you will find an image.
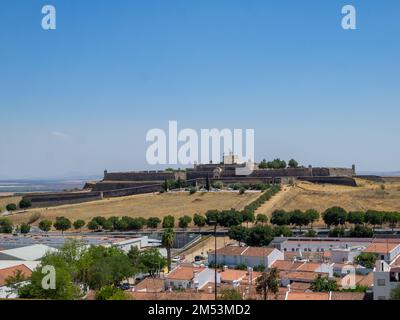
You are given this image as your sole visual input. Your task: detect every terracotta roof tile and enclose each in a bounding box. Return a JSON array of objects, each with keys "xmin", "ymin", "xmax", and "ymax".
[
  {"xmin": 0, "ymin": 264, "xmax": 32, "ymax": 286},
  {"xmin": 286, "ymin": 292, "xmax": 330, "ymax": 300}
]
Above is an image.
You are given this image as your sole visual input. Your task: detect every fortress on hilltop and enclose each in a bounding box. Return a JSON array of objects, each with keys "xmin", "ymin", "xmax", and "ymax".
[{"xmin": 22, "ymin": 154, "xmax": 357, "ymax": 208}]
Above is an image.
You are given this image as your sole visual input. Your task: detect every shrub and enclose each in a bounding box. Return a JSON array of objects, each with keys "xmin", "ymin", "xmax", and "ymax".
[
  {"xmin": 20, "ymin": 223, "xmax": 31, "ymax": 234},
  {"xmin": 6, "ymin": 203, "xmax": 17, "ymax": 211},
  {"xmin": 0, "ymin": 218, "xmax": 13, "ymax": 233},
  {"xmin": 19, "ymin": 199, "xmax": 32, "ymax": 209}
]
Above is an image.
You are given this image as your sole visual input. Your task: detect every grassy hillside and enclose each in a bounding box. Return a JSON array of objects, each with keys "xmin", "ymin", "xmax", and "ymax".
[
  {"xmin": 256, "ymin": 179, "xmax": 400, "ymax": 227},
  {"xmin": 7, "ymin": 191, "xmax": 260, "ymax": 225}
]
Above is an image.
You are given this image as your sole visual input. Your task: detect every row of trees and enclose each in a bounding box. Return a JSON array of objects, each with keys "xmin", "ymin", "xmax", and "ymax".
[
  {"xmin": 322, "ymin": 207, "xmax": 400, "ymax": 230},
  {"xmin": 258, "ymin": 158, "xmax": 299, "ymax": 169},
  {"xmin": 271, "ymin": 209, "xmax": 320, "ymax": 231},
  {"xmin": 228, "ymin": 224, "xmax": 293, "ymax": 247},
  {"xmin": 269, "ymin": 207, "xmax": 400, "ymax": 232}
]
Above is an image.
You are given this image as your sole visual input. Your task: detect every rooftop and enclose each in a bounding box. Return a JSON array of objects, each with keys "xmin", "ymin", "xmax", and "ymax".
[
  {"xmin": 134, "ymin": 278, "xmax": 165, "ymax": 293},
  {"xmin": 0, "ymin": 264, "xmax": 32, "ymax": 286},
  {"xmin": 0, "ymin": 244, "xmax": 57, "ymax": 261},
  {"xmin": 167, "ymin": 266, "xmax": 206, "ymax": 281},
  {"xmin": 286, "ymin": 292, "xmax": 330, "ymax": 300},
  {"xmin": 363, "ymin": 242, "xmax": 400, "ymax": 254},
  {"xmin": 210, "ymin": 246, "xmax": 275, "ymax": 257}
]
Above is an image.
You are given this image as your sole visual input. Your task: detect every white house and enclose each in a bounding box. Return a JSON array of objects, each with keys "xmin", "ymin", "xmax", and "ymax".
[
  {"xmin": 208, "ymin": 246, "xmax": 283, "ymax": 268},
  {"xmin": 165, "ymin": 265, "xmax": 220, "ymax": 290},
  {"xmin": 373, "ymin": 260, "xmax": 400, "ymax": 300}
]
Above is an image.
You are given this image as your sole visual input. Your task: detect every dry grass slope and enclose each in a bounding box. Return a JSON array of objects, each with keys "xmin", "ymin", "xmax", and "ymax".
[
  {"xmin": 256, "ymin": 179, "xmax": 400, "ymax": 227},
  {"xmin": 7, "ymin": 191, "xmax": 260, "ymax": 225}
]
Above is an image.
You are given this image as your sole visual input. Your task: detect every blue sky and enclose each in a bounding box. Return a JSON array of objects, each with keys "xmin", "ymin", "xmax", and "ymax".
[{"xmin": 1, "ymin": 0, "xmax": 399, "ymax": 179}]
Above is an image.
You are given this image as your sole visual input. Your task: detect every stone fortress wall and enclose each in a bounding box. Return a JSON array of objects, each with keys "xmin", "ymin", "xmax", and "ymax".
[{"xmin": 22, "ymin": 161, "xmax": 357, "ymax": 208}]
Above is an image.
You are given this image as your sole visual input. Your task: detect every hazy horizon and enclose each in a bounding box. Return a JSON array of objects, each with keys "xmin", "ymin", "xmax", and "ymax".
[{"xmin": 1, "ymin": 0, "xmax": 400, "ymax": 179}]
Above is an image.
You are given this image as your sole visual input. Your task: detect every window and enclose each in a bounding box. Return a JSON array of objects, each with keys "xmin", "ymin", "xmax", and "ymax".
[
  {"xmin": 377, "ymin": 279, "xmax": 386, "ymax": 286},
  {"xmin": 284, "ymin": 248, "xmax": 287, "ymax": 252}
]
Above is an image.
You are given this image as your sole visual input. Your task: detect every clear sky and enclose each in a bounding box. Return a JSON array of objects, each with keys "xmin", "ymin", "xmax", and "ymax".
[{"xmin": 1, "ymin": 0, "xmax": 399, "ymax": 179}]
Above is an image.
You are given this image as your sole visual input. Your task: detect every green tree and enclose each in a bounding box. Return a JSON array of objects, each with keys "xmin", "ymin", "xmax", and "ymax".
[
  {"xmin": 228, "ymin": 225, "xmax": 248, "ymax": 246},
  {"xmin": 205, "ymin": 210, "xmax": 220, "ymax": 226},
  {"xmin": 218, "ymin": 288, "xmax": 243, "ymax": 300},
  {"xmin": 162, "ymin": 228, "xmax": 175, "ymax": 273},
  {"xmin": 6, "ymin": 203, "xmax": 17, "ymax": 211},
  {"xmin": 323, "ymin": 207, "xmax": 348, "ymax": 227},
  {"xmin": 272, "ymin": 225, "xmax": 293, "ymax": 237},
  {"xmin": 19, "ymin": 199, "xmax": 32, "ymax": 209},
  {"xmin": 218, "ymin": 209, "xmax": 243, "ymax": 227},
  {"xmin": 271, "ymin": 210, "xmax": 291, "ymax": 226},
  {"xmin": 81, "ymin": 246, "xmax": 135, "ymax": 290},
  {"xmin": 365, "ymin": 210, "xmax": 385, "ymax": 230},
  {"xmin": 348, "ymin": 225, "xmax": 373, "ymax": 238},
  {"xmin": 5, "ymin": 269, "xmax": 29, "ymax": 298},
  {"xmin": 355, "ymin": 253, "xmax": 377, "ymax": 269},
  {"xmin": 147, "ymin": 217, "xmax": 161, "ymax": 230},
  {"xmin": 347, "ymin": 211, "xmax": 365, "ymax": 225},
  {"xmin": 310, "ymin": 274, "xmax": 338, "ymax": 292},
  {"xmin": 246, "ymin": 225, "xmax": 273, "ymax": 247},
  {"xmin": 193, "ymin": 214, "xmax": 206, "ymax": 231},
  {"xmin": 87, "ymin": 219, "xmax": 100, "ymax": 231},
  {"xmin": 95, "ymin": 285, "xmax": 131, "ymax": 300},
  {"xmin": 288, "ymin": 159, "xmax": 299, "ymax": 168},
  {"xmin": 162, "ymin": 215, "xmax": 175, "ymax": 229},
  {"xmin": 139, "ymin": 248, "xmax": 167, "ymax": 277},
  {"xmin": 20, "ymin": 223, "xmax": 31, "ymax": 234},
  {"xmin": 0, "ymin": 217, "xmax": 13, "ymax": 233},
  {"xmin": 384, "ymin": 212, "xmax": 400, "ymax": 231},
  {"xmin": 178, "ymin": 215, "xmax": 192, "ymax": 230},
  {"xmin": 289, "ymin": 210, "xmax": 310, "ymax": 232},
  {"xmin": 73, "ymin": 219, "xmax": 85, "ymax": 232},
  {"xmin": 53, "ymin": 216, "xmax": 72, "ymax": 234},
  {"xmin": 305, "ymin": 209, "xmax": 320, "ymax": 229},
  {"xmin": 241, "ymin": 209, "xmax": 255, "ymax": 228},
  {"xmin": 18, "ymin": 253, "xmax": 82, "ymax": 300},
  {"xmin": 258, "ymin": 159, "xmax": 268, "ymax": 169},
  {"xmin": 256, "ymin": 268, "xmax": 280, "ymax": 300},
  {"xmin": 38, "ymin": 219, "xmax": 52, "ymax": 233},
  {"xmin": 256, "ymin": 213, "xmax": 268, "ymax": 225}
]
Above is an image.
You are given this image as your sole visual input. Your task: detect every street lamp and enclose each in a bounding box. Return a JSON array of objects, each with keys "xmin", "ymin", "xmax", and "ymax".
[{"xmin": 209, "ymin": 220, "xmax": 218, "ymax": 300}]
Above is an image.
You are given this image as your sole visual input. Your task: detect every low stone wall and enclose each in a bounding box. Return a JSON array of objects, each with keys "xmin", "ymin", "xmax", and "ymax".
[
  {"xmin": 298, "ymin": 176, "xmax": 357, "ymax": 187},
  {"xmin": 23, "ymin": 191, "xmax": 103, "ymax": 208},
  {"xmin": 92, "ymin": 181, "xmax": 162, "ymax": 192},
  {"xmin": 102, "ymin": 184, "xmax": 162, "ymax": 198}
]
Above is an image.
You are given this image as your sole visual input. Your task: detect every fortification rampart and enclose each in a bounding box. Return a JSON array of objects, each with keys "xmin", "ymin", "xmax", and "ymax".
[
  {"xmin": 23, "ymin": 191, "xmax": 103, "ymax": 208},
  {"xmin": 104, "ymin": 170, "xmax": 175, "ymax": 181}
]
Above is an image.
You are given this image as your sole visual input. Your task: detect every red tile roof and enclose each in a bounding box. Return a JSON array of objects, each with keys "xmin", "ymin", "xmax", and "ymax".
[
  {"xmin": 0, "ymin": 264, "xmax": 32, "ymax": 286},
  {"xmin": 286, "ymin": 292, "xmax": 330, "ymax": 300}
]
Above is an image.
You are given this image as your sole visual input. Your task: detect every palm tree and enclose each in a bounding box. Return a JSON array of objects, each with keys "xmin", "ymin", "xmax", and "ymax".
[
  {"xmin": 162, "ymin": 228, "xmax": 175, "ymax": 273},
  {"xmin": 256, "ymin": 267, "xmax": 280, "ymax": 300}
]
